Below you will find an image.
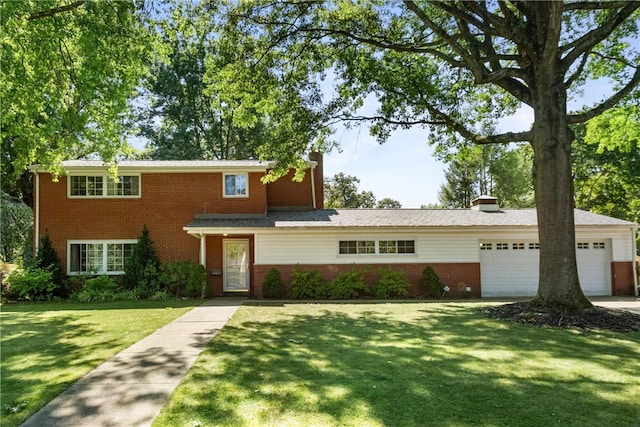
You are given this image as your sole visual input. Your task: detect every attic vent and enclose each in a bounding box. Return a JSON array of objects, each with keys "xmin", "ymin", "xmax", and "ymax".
[{"xmin": 471, "ymin": 195, "xmax": 500, "ymax": 212}]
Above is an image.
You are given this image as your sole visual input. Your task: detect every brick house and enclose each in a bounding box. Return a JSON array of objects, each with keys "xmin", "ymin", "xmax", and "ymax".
[{"xmin": 30, "ymin": 154, "xmax": 638, "ymax": 298}]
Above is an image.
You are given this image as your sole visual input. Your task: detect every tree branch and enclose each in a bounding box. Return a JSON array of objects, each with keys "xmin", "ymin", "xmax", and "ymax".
[
  {"xmin": 563, "ymin": 1, "xmax": 632, "ymax": 11},
  {"xmin": 28, "ymin": 1, "xmax": 86, "ymax": 21},
  {"xmin": 560, "ymin": 2, "xmax": 640, "ymax": 72},
  {"xmin": 568, "ymin": 66, "xmax": 640, "ymax": 124}
]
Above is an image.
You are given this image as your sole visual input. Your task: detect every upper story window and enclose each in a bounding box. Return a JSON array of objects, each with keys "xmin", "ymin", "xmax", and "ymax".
[
  {"xmin": 69, "ymin": 175, "xmax": 140, "ymax": 198},
  {"xmin": 224, "ymin": 173, "xmax": 248, "ymax": 197}
]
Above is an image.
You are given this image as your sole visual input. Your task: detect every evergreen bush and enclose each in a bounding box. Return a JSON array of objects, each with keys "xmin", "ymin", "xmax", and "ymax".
[
  {"xmin": 327, "ymin": 268, "xmax": 368, "ymax": 299},
  {"xmin": 290, "ymin": 267, "xmax": 325, "ymax": 299},
  {"xmin": 372, "ymin": 267, "xmax": 411, "ymax": 299},
  {"xmin": 262, "ymin": 267, "xmax": 284, "ymax": 299},
  {"xmin": 35, "ymin": 232, "xmax": 66, "ymax": 297},
  {"xmin": 419, "ymin": 266, "xmax": 445, "ymax": 297},
  {"xmin": 123, "ymin": 225, "xmax": 161, "ymax": 298},
  {"xmin": 160, "ymin": 261, "xmax": 208, "ymax": 298}
]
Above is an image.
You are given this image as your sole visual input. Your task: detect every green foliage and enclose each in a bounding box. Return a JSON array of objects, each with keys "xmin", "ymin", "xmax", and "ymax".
[
  {"xmin": 123, "ymin": 225, "xmax": 161, "ymax": 298},
  {"xmin": 376, "ymin": 198, "xmax": 402, "ymax": 209},
  {"xmin": 140, "ymin": 1, "xmax": 264, "ymax": 161},
  {"xmin": 438, "ymin": 144, "xmax": 534, "ymax": 209},
  {"xmin": 324, "ymin": 173, "xmax": 376, "ymax": 208},
  {"xmin": 4, "ymin": 268, "xmax": 55, "ymax": 301},
  {"xmin": 1, "ymin": 1, "xmax": 154, "ymax": 183},
  {"xmin": 289, "ymin": 268, "xmax": 326, "ymax": 300},
  {"xmin": 573, "ymin": 105, "xmax": 640, "ymax": 224},
  {"xmin": 72, "ymin": 275, "xmax": 119, "ymax": 302},
  {"xmin": 262, "ymin": 268, "xmax": 284, "ymax": 299},
  {"xmin": 371, "ymin": 267, "xmax": 411, "ymax": 299},
  {"xmin": 419, "ymin": 266, "xmax": 445, "ymax": 297},
  {"xmin": 160, "ymin": 261, "xmax": 208, "ymax": 298},
  {"xmin": 0, "ymin": 192, "xmax": 33, "ymax": 264},
  {"xmin": 327, "ymin": 268, "xmax": 368, "ymax": 300},
  {"xmin": 35, "ymin": 233, "xmax": 65, "ymax": 295}
]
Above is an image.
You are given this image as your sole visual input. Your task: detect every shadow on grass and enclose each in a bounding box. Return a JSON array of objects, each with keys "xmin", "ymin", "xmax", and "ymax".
[
  {"xmin": 0, "ymin": 299, "xmax": 201, "ymax": 427},
  {"xmin": 160, "ymin": 303, "xmax": 640, "ymax": 426}
]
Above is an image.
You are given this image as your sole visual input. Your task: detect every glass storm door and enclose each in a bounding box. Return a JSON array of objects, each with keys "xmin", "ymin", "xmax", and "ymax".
[{"xmin": 223, "ymin": 239, "xmax": 250, "ymax": 292}]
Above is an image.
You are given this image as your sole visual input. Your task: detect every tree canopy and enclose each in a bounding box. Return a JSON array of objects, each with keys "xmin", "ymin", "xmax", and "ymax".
[
  {"xmin": 213, "ymin": 1, "xmax": 640, "ymax": 310},
  {"xmin": 1, "ymin": 1, "xmax": 153, "ymax": 186}
]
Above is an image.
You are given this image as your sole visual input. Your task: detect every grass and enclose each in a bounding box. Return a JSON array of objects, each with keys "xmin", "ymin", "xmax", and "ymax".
[
  {"xmin": 154, "ymin": 302, "xmax": 640, "ymax": 427},
  {"xmin": 0, "ymin": 299, "xmax": 200, "ymax": 427}
]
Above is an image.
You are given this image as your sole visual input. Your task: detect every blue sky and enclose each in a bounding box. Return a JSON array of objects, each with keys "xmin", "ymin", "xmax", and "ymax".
[
  {"xmin": 323, "ymin": 106, "xmax": 534, "ymax": 208},
  {"xmin": 324, "ymin": 77, "xmax": 616, "ymax": 208}
]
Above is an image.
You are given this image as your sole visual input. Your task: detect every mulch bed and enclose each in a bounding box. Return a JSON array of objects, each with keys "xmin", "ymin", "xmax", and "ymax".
[{"xmin": 483, "ymin": 302, "xmax": 640, "ymax": 332}]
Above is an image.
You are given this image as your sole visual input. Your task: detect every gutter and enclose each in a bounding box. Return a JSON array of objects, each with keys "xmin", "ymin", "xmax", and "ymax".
[
  {"xmin": 310, "ymin": 162, "xmax": 317, "ymax": 210},
  {"xmin": 633, "ymin": 226, "xmax": 639, "ymax": 296},
  {"xmin": 32, "ymin": 170, "xmax": 40, "ymax": 252}
]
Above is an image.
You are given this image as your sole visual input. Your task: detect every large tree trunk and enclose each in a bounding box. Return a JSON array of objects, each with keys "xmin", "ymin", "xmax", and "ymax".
[{"xmin": 530, "ymin": 78, "xmax": 592, "ymax": 311}]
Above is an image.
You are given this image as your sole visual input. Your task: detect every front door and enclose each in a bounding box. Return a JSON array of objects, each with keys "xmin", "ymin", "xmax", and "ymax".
[{"xmin": 223, "ymin": 239, "xmax": 250, "ymax": 292}]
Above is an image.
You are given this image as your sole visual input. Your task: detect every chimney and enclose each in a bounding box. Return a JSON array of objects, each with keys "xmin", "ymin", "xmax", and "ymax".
[
  {"xmin": 309, "ymin": 152, "xmax": 324, "ymax": 209},
  {"xmin": 471, "ymin": 195, "xmax": 500, "ymax": 212}
]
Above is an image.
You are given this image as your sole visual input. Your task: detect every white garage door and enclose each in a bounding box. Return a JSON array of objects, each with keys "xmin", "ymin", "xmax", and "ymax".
[{"xmin": 480, "ymin": 240, "xmax": 611, "ymax": 297}]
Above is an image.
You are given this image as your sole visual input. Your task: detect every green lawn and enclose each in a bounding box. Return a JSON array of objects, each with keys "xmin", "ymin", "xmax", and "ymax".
[
  {"xmin": 154, "ymin": 302, "xmax": 640, "ymax": 427},
  {"xmin": 0, "ymin": 299, "xmax": 200, "ymax": 427}
]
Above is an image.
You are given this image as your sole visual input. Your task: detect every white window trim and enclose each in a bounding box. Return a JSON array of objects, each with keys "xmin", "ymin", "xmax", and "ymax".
[
  {"xmin": 223, "ymin": 173, "xmax": 249, "ymax": 198},
  {"xmin": 337, "ymin": 239, "xmax": 417, "ymax": 256},
  {"xmin": 67, "ymin": 240, "xmax": 137, "ymax": 275},
  {"xmin": 67, "ymin": 174, "xmax": 141, "ymax": 199}
]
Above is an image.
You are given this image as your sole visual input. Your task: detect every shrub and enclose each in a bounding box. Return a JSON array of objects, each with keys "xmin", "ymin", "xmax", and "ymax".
[
  {"xmin": 123, "ymin": 225, "xmax": 161, "ymax": 298},
  {"xmin": 290, "ymin": 268, "xmax": 325, "ymax": 299},
  {"xmin": 160, "ymin": 261, "xmax": 208, "ymax": 298},
  {"xmin": 372, "ymin": 267, "xmax": 411, "ymax": 299},
  {"xmin": 73, "ymin": 275, "xmax": 118, "ymax": 302},
  {"xmin": 5, "ymin": 268, "xmax": 55, "ymax": 301},
  {"xmin": 262, "ymin": 268, "xmax": 284, "ymax": 299},
  {"xmin": 327, "ymin": 268, "xmax": 368, "ymax": 299},
  {"xmin": 35, "ymin": 232, "xmax": 67, "ymax": 297},
  {"xmin": 419, "ymin": 266, "xmax": 445, "ymax": 297}
]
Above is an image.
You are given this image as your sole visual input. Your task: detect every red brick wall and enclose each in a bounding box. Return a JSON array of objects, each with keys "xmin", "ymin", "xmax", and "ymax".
[
  {"xmin": 37, "ymin": 172, "xmax": 266, "ymax": 274},
  {"xmin": 611, "ymin": 261, "xmax": 635, "ymax": 296},
  {"xmin": 253, "ymin": 263, "xmax": 481, "ymax": 299},
  {"xmin": 266, "ymin": 153, "xmax": 323, "ymax": 209},
  {"xmin": 266, "ymin": 169, "xmax": 314, "ymax": 208}
]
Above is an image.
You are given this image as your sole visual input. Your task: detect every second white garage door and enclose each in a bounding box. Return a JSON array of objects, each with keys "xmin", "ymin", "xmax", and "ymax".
[{"xmin": 480, "ymin": 240, "xmax": 611, "ymax": 297}]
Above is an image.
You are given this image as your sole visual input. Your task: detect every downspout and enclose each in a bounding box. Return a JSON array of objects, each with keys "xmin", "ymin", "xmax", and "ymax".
[
  {"xmin": 199, "ymin": 232, "xmax": 206, "ymax": 266},
  {"xmin": 33, "ymin": 170, "xmax": 40, "ymax": 252},
  {"xmin": 633, "ymin": 226, "xmax": 639, "ymax": 296},
  {"xmin": 310, "ymin": 163, "xmax": 317, "ymax": 210}
]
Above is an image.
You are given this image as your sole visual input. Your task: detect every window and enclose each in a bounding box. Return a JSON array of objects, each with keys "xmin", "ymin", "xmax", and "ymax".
[
  {"xmin": 107, "ymin": 176, "xmax": 139, "ymax": 196},
  {"xmin": 379, "ymin": 240, "xmax": 415, "ymax": 254},
  {"xmin": 339, "ymin": 240, "xmax": 375, "ymax": 255},
  {"xmin": 224, "ymin": 174, "xmax": 248, "ymax": 197},
  {"xmin": 512, "ymin": 243, "xmax": 525, "ymax": 250},
  {"xmin": 529, "ymin": 243, "xmax": 540, "ymax": 250},
  {"xmin": 69, "ymin": 175, "xmax": 140, "ymax": 197},
  {"xmin": 69, "ymin": 241, "xmax": 136, "ymax": 274},
  {"xmin": 339, "ymin": 240, "xmax": 415, "ymax": 255},
  {"xmin": 577, "ymin": 242, "xmax": 589, "ymax": 249},
  {"xmin": 496, "ymin": 243, "xmax": 509, "ymax": 250},
  {"xmin": 593, "ymin": 242, "xmax": 605, "ymax": 249},
  {"xmin": 480, "ymin": 243, "xmax": 492, "ymax": 250}
]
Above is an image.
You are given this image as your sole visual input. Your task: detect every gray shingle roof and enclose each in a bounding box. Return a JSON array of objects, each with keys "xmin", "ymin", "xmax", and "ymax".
[{"xmin": 185, "ymin": 208, "xmax": 637, "ymax": 230}]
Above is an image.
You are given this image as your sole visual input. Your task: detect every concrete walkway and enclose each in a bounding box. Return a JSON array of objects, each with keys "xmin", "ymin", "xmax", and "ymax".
[{"xmin": 21, "ymin": 298, "xmax": 244, "ymax": 427}]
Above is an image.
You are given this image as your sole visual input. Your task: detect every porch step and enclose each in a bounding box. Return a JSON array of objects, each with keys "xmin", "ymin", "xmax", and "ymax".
[{"xmin": 223, "ymin": 291, "xmax": 249, "ymax": 297}]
